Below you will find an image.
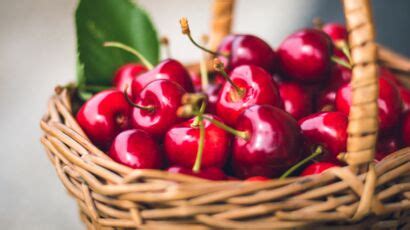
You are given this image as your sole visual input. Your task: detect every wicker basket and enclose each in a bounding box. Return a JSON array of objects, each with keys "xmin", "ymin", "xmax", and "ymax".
[{"xmin": 40, "ymin": 0, "xmax": 410, "ymax": 229}]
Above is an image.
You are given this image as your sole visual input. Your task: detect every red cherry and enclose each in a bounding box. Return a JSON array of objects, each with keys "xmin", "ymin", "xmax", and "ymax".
[
  {"xmin": 232, "ymin": 105, "xmax": 302, "ymax": 179},
  {"xmin": 278, "ymin": 82, "xmax": 312, "ymax": 119},
  {"xmin": 245, "ymin": 176, "xmax": 270, "ymax": 181},
  {"xmin": 277, "ymin": 28, "xmax": 333, "ymax": 83},
  {"xmin": 76, "ymin": 90, "xmax": 131, "ymax": 149},
  {"xmin": 376, "ymin": 134, "xmax": 401, "ymax": 161},
  {"xmin": 189, "ymin": 72, "xmax": 202, "ymax": 92},
  {"xmin": 298, "ymin": 112, "xmax": 348, "ymax": 164},
  {"xmin": 130, "ymin": 79, "xmax": 186, "ymax": 137},
  {"xmin": 301, "ymin": 162, "xmax": 336, "ymax": 176},
  {"xmin": 167, "ymin": 166, "xmax": 226, "ymax": 181},
  {"xmin": 380, "ymin": 67, "xmax": 403, "ymax": 88},
  {"xmin": 204, "ymin": 83, "xmax": 222, "ymax": 114},
  {"xmin": 164, "ymin": 114, "xmax": 230, "ymax": 169},
  {"xmin": 217, "ymin": 34, "xmax": 236, "ymax": 68},
  {"xmin": 335, "ymin": 77, "xmax": 402, "ymax": 132},
  {"xmin": 109, "ymin": 129, "xmax": 163, "ymax": 169},
  {"xmin": 113, "ymin": 63, "xmax": 147, "ymax": 96},
  {"xmin": 216, "ymin": 65, "xmax": 282, "ymax": 126},
  {"xmin": 399, "ymin": 87, "xmax": 410, "ymax": 113},
  {"xmin": 402, "ymin": 112, "xmax": 410, "ymax": 146},
  {"xmin": 131, "ymin": 59, "xmax": 193, "ymax": 97},
  {"xmin": 322, "ymin": 23, "xmax": 347, "ymax": 42}
]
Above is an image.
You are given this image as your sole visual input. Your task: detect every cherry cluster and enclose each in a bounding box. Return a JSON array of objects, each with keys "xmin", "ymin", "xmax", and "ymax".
[{"xmin": 76, "ymin": 19, "xmax": 410, "ymax": 181}]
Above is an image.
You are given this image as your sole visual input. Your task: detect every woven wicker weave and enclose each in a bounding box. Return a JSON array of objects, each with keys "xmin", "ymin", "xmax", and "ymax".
[{"xmin": 40, "ymin": 0, "xmax": 410, "ymax": 229}]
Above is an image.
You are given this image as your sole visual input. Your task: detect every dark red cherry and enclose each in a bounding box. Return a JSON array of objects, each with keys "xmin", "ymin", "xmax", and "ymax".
[
  {"xmin": 109, "ymin": 129, "xmax": 163, "ymax": 169},
  {"xmin": 335, "ymin": 77, "xmax": 402, "ymax": 132},
  {"xmin": 245, "ymin": 176, "xmax": 270, "ymax": 181},
  {"xmin": 399, "ymin": 87, "xmax": 410, "ymax": 113},
  {"xmin": 216, "ymin": 65, "xmax": 282, "ymax": 126},
  {"xmin": 167, "ymin": 166, "xmax": 226, "ymax": 181},
  {"xmin": 76, "ymin": 90, "xmax": 131, "ymax": 149},
  {"xmin": 232, "ymin": 105, "xmax": 302, "ymax": 179},
  {"xmin": 113, "ymin": 63, "xmax": 147, "ymax": 96},
  {"xmin": 376, "ymin": 134, "xmax": 401, "ymax": 161},
  {"xmin": 164, "ymin": 114, "xmax": 230, "ymax": 169},
  {"xmin": 278, "ymin": 82, "xmax": 312, "ymax": 120},
  {"xmin": 204, "ymin": 83, "xmax": 222, "ymax": 114},
  {"xmin": 301, "ymin": 162, "xmax": 336, "ymax": 176},
  {"xmin": 402, "ymin": 112, "xmax": 410, "ymax": 146},
  {"xmin": 130, "ymin": 79, "xmax": 186, "ymax": 137},
  {"xmin": 322, "ymin": 23, "xmax": 347, "ymax": 42},
  {"xmin": 380, "ymin": 67, "xmax": 403, "ymax": 88},
  {"xmin": 298, "ymin": 112, "xmax": 348, "ymax": 164},
  {"xmin": 277, "ymin": 28, "xmax": 333, "ymax": 83},
  {"xmin": 217, "ymin": 34, "xmax": 236, "ymax": 68},
  {"xmin": 131, "ymin": 59, "xmax": 193, "ymax": 97}
]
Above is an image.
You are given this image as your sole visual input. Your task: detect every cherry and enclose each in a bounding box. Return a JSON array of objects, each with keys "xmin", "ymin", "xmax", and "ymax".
[
  {"xmin": 131, "ymin": 59, "xmax": 194, "ymax": 97},
  {"xmin": 129, "ymin": 79, "xmax": 186, "ymax": 137},
  {"xmin": 376, "ymin": 134, "xmax": 401, "ymax": 161},
  {"xmin": 204, "ymin": 83, "xmax": 222, "ymax": 114},
  {"xmin": 322, "ymin": 23, "xmax": 347, "ymax": 42},
  {"xmin": 167, "ymin": 166, "xmax": 226, "ymax": 180},
  {"xmin": 402, "ymin": 112, "xmax": 410, "ymax": 146},
  {"xmin": 113, "ymin": 63, "xmax": 147, "ymax": 96},
  {"xmin": 277, "ymin": 28, "xmax": 333, "ymax": 83},
  {"xmin": 216, "ymin": 34, "xmax": 236, "ymax": 68},
  {"xmin": 189, "ymin": 72, "xmax": 203, "ymax": 92},
  {"xmin": 245, "ymin": 176, "xmax": 270, "ymax": 181},
  {"xmin": 109, "ymin": 129, "xmax": 163, "ymax": 169},
  {"xmin": 232, "ymin": 105, "xmax": 302, "ymax": 179},
  {"xmin": 300, "ymin": 162, "xmax": 336, "ymax": 176},
  {"xmin": 398, "ymin": 87, "xmax": 410, "ymax": 113},
  {"xmin": 298, "ymin": 112, "xmax": 348, "ymax": 164},
  {"xmin": 278, "ymin": 82, "xmax": 312, "ymax": 119},
  {"xmin": 380, "ymin": 67, "xmax": 403, "ymax": 88},
  {"xmin": 76, "ymin": 90, "xmax": 131, "ymax": 149},
  {"xmin": 215, "ymin": 63, "xmax": 282, "ymax": 126},
  {"xmin": 164, "ymin": 114, "xmax": 230, "ymax": 169},
  {"xmin": 335, "ymin": 77, "xmax": 402, "ymax": 132}
]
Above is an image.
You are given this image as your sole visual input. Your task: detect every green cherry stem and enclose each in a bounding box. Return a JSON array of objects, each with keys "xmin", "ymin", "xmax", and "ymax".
[
  {"xmin": 103, "ymin": 41, "xmax": 154, "ymax": 70},
  {"xmin": 202, "ymin": 115, "xmax": 249, "ymax": 140},
  {"xmin": 123, "ymin": 85, "xmax": 155, "ymax": 112},
  {"xmin": 280, "ymin": 146, "xmax": 323, "ymax": 179},
  {"xmin": 213, "ymin": 58, "xmax": 245, "ymax": 97},
  {"xmin": 192, "ymin": 101, "xmax": 207, "ymax": 172},
  {"xmin": 331, "ymin": 56, "xmax": 352, "ymax": 69}
]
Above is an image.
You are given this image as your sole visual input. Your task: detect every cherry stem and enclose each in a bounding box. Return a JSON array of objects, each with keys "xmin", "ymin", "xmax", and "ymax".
[
  {"xmin": 337, "ymin": 41, "xmax": 353, "ymax": 65},
  {"xmin": 123, "ymin": 85, "xmax": 155, "ymax": 112},
  {"xmin": 160, "ymin": 36, "xmax": 172, "ymax": 59},
  {"xmin": 213, "ymin": 58, "xmax": 245, "ymax": 97},
  {"xmin": 179, "ymin": 17, "xmax": 228, "ymax": 57},
  {"xmin": 202, "ymin": 115, "xmax": 249, "ymax": 140},
  {"xmin": 280, "ymin": 146, "xmax": 323, "ymax": 179},
  {"xmin": 331, "ymin": 56, "xmax": 352, "ymax": 69},
  {"xmin": 192, "ymin": 101, "xmax": 207, "ymax": 127},
  {"xmin": 192, "ymin": 101, "xmax": 207, "ymax": 172},
  {"xmin": 200, "ymin": 34, "xmax": 209, "ymax": 91},
  {"xmin": 104, "ymin": 41, "xmax": 154, "ymax": 70}
]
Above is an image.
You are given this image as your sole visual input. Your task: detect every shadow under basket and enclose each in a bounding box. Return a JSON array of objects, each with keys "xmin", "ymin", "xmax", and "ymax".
[{"xmin": 40, "ymin": 0, "xmax": 410, "ymax": 229}]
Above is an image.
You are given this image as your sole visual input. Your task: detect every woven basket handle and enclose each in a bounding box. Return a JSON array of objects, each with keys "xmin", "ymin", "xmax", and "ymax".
[{"xmin": 209, "ymin": 0, "xmax": 235, "ymax": 50}]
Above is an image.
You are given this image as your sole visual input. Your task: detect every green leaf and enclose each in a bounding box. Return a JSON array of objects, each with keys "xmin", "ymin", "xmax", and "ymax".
[{"xmin": 76, "ymin": 0, "xmax": 159, "ymax": 87}]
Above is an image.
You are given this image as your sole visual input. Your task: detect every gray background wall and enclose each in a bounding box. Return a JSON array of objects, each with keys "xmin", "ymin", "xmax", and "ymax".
[{"xmin": 0, "ymin": 0, "xmax": 408, "ymax": 229}]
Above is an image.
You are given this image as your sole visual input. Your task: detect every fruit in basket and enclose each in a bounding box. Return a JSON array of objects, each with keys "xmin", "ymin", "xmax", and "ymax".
[
  {"xmin": 278, "ymin": 82, "xmax": 312, "ymax": 119},
  {"xmin": 399, "ymin": 87, "xmax": 410, "ymax": 113},
  {"xmin": 109, "ymin": 129, "xmax": 163, "ymax": 169},
  {"xmin": 335, "ymin": 77, "xmax": 402, "ymax": 132},
  {"xmin": 167, "ymin": 166, "xmax": 226, "ymax": 180},
  {"xmin": 277, "ymin": 28, "xmax": 333, "ymax": 83},
  {"xmin": 322, "ymin": 23, "xmax": 347, "ymax": 42},
  {"xmin": 232, "ymin": 105, "xmax": 302, "ymax": 179},
  {"xmin": 113, "ymin": 63, "xmax": 147, "ymax": 96},
  {"xmin": 131, "ymin": 59, "xmax": 194, "ymax": 97},
  {"xmin": 129, "ymin": 79, "xmax": 186, "ymax": 137},
  {"xmin": 164, "ymin": 114, "xmax": 230, "ymax": 169},
  {"xmin": 216, "ymin": 34, "xmax": 236, "ymax": 68},
  {"xmin": 301, "ymin": 162, "xmax": 336, "ymax": 176},
  {"xmin": 298, "ymin": 112, "xmax": 348, "ymax": 163},
  {"xmin": 76, "ymin": 90, "xmax": 131, "ymax": 149},
  {"xmin": 380, "ymin": 67, "xmax": 403, "ymax": 88},
  {"xmin": 402, "ymin": 112, "xmax": 410, "ymax": 146},
  {"xmin": 215, "ymin": 63, "xmax": 282, "ymax": 126},
  {"xmin": 204, "ymin": 83, "xmax": 222, "ymax": 114},
  {"xmin": 376, "ymin": 134, "xmax": 401, "ymax": 161}
]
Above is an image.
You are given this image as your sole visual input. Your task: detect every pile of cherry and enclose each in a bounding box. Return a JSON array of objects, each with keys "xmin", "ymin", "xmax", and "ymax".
[{"xmin": 76, "ymin": 19, "xmax": 410, "ymax": 181}]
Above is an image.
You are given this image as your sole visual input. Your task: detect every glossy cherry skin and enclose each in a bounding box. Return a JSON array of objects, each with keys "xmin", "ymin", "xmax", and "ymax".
[
  {"xmin": 380, "ymin": 67, "xmax": 403, "ymax": 88},
  {"xmin": 399, "ymin": 87, "xmax": 410, "ymax": 113},
  {"xmin": 278, "ymin": 82, "xmax": 312, "ymax": 120},
  {"xmin": 113, "ymin": 63, "xmax": 147, "ymax": 96},
  {"xmin": 322, "ymin": 23, "xmax": 347, "ymax": 42},
  {"xmin": 335, "ymin": 77, "xmax": 402, "ymax": 132},
  {"xmin": 167, "ymin": 166, "xmax": 226, "ymax": 181},
  {"xmin": 298, "ymin": 112, "xmax": 348, "ymax": 163},
  {"xmin": 76, "ymin": 90, "xmax": 131, "ymax": 149},
  {"xmin": 131, "ymin": 59, "xmax": 193, "ymax": 97},
  {"xmin": 402, "ymin": 112, "xmax": 410, "ymax": 146},
  {"xmin": 277, "ymin": 28, "xmax": 333, "ymax": 83},
  {"xmin": 217, "ymin": 34, "xmax": 236, "ymax": 68},
  {"xmin": 164, "ymin": 114, "xmax": 230, "ymax": 169},
  {"xmin": 376, "ymin": 134, "xmax": 401, "ymax": 161},
  {"xmin": 301, "ymin": 162, "xmax": 336, "ymax": 176},
  {"xmin": 232, "ymin": 105, "xmax": 302, "ymax": 179},
  {"xmin": 216, "ymin": 65, "xmax": 282, "ymax": 126},
  {"xmin": 205, "ymin": 83, "xmax": 222, "ymax": 114},
  {"xmin": 109, "ymin": 129, "xmax": 163, "ymax": 169},
  {"xmin": 131, "ymin": 79, "xmax": 186, "ymax": 137}
]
